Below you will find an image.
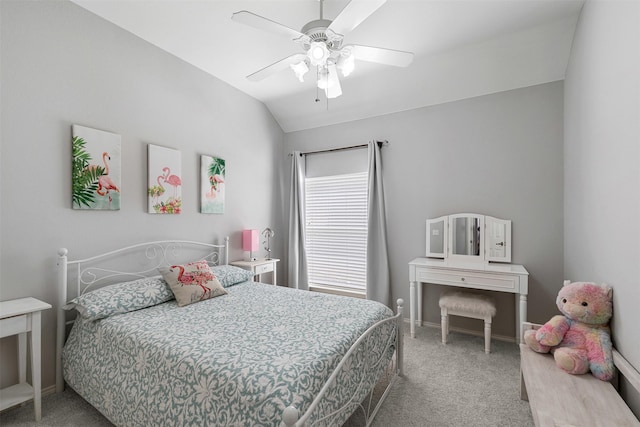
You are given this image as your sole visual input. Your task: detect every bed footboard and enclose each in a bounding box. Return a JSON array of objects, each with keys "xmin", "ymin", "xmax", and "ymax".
[{"xmin": 282, "ymin": 298, "xmax": 404, "ymax": 427}]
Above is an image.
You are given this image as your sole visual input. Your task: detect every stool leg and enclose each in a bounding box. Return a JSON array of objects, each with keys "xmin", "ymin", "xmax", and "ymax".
[
  {"xmin": 446, "ymin": 314, "xmax": 450, "ymax": 336},
  {"xmin": 441, "ymin": 313, "xmax": 448, "ymax": 344},
  {"xmin": 484, "ymin": 317, "xmax": 491, "ymax": 354}
]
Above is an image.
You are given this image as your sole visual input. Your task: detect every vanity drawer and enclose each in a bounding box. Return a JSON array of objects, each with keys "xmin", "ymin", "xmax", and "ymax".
[
  {"xmin": 417, "ymin": 269, "xmax": 518, "ymax": 292},
  {"xmin": 255, "ymin": 263, "xmax": 274, "ymax": 275},
  {"xmin": 0, "ymin": 314, "xmax": 28, "ymax": 338}
]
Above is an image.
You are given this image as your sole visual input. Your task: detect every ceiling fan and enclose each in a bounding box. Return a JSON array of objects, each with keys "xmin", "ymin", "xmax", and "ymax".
[{"xmin": 231, "ymin": 0, "xmax": 414, "ymax": 99}]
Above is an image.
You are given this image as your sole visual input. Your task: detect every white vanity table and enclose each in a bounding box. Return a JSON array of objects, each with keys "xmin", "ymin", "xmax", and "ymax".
[{"xmin": 409, "ymin": 213, "xmax": 529, "ymax": 341}]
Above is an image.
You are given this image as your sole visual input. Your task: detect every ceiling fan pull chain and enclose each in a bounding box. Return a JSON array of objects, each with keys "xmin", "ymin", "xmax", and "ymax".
[{"xmin": 315, "ymin": 67, "xmax": 320, "ymax": 103}]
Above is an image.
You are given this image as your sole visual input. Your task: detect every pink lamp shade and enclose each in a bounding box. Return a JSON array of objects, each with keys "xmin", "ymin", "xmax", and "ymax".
[{"xmin": 242, "ymin": 229, "xmax": 259, "ymax": 260}]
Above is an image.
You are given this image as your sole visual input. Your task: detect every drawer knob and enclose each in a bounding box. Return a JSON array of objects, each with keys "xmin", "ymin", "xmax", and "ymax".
[{"xmin": 461, "ymin": 277, "xmax": 465, "ymax": 281}]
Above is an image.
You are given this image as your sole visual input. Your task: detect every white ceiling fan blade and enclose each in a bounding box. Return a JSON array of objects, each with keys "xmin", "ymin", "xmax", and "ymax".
[
  {"xmin": 326, "ymin": 64, "xmax": 342, "ymax": 99},
  {"xmin": 247, "ymin": 53, "xmax": 307, "ymax": 82},
  {"xmin": 232, "ymin": 11, "xmax": 310, "ymax": 44},
  {"xmin": 327, "ymin": 0, "xmax": 386, "ymax": 37},
  {"xmin": 350, "ymin": 44, "xmax": 414, "ymax": 67}
]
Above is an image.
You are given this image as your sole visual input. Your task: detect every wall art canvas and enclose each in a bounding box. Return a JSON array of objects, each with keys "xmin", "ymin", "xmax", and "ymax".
[
  {"xmin": 72, "ymin": 124, "xmax": 121, "ymax": 210},
  {"xmin": 200, "ymin": 155, "xmax": 225, "ymax": 214},
  {"xmin": 148, "ymin": 144, "xmax": 182, "ymax": 214}
]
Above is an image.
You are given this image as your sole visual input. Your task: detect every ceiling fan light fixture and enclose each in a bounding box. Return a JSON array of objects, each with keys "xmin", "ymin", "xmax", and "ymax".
[
  {"xmin": 325, "ymin": 84, "xmax": 342, "ymax": 99},
  {"xmin": 316, "ymin": 67, "xmax": 333, "ymax": 90},
  {"xmin": 307, "ymin": 42, "xmax": 330, "ymax": 67},
  {"xmin": 337, "ymin": 52, "xmax": 355, "ymax": 77},
  {"xmin": 325, "ymin": 63, "xmax": 342, "ymax": 98},
  {"xmin": 290, "ymin": 60, "xmax": 309, "ymax": 82}
]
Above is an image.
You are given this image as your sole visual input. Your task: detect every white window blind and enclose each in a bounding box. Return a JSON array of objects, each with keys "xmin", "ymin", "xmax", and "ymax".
[{"xmin": 305, "ymin": 172, "xmax": 368, "ymax": 291}]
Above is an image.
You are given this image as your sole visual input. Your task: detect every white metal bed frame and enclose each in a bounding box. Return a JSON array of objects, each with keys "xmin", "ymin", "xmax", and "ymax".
[{"xmin": 55, "ymin": 238, "xmax": 403, "ymax": 427}]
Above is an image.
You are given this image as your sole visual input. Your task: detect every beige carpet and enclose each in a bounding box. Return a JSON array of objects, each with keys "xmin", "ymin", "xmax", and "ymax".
[
  {"xmin": 369, "ymin": 325, "xmax": 534, "ymax": 426},
  {"xmin": 0, "ymin": 324, "xmax": 533, "ymax": 426}
]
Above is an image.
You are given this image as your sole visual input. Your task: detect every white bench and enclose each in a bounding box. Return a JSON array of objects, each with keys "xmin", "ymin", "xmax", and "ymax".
[
  {"xmin": 439, "ymin": 291, "xmax": 496, "ymax": 353},
  {"xmin": 520, "ymin": 322, "xmax": 640, "ymax": 427}
]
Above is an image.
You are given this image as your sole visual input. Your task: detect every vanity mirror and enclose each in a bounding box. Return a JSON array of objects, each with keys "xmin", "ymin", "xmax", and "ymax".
[{"xmin": 426, "ymin": 213, "xmax": 511, "ymax": 263}]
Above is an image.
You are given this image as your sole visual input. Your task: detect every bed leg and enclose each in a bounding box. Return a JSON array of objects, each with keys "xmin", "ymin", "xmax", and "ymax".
[
  {"xmin": 56, "ymin": 248, "xmax": 68, "ymax": 393},
  {"xmin": 396, "ymin": 298, "xmax": 404, "ymax": 377},
  {"xmin": 223, "ymin": 236, "xmax": 229, "ymax": 265}
]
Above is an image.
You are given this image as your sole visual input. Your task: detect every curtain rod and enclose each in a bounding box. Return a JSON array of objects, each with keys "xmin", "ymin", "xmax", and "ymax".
[{"xmin": 290, "ymin": 140, "xmax": 388, "ymax": 156}]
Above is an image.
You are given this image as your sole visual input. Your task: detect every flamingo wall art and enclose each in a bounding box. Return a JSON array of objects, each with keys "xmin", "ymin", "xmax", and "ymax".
[
  {"xmin": 72, "ymin": 125, "xmax": 121, "ymax": 210},
  {"xmin": 148, "ymin": 144, "xmax": 182, "ymax": 214},
  {"xmin": 200, "ymin": 155, "xmax": 225, "ymax": 214}
]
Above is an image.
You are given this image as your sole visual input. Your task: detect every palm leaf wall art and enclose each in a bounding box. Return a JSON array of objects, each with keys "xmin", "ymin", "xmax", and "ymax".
[{"xmin": 72, "ymin": 125, "xmax": 121, "ymax": 210}]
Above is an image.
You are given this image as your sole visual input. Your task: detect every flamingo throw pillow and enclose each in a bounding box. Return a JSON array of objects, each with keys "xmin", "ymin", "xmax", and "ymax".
[{"xmin": 160, "ymin": 260, "xmax": 227, "ymax": 307}]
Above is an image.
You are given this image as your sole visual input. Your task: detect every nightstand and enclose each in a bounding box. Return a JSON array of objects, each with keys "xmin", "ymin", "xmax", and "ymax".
[
  {"xmin": 0, "ymin": 297, "xmax": 52, "ymax": 421},
  {"xmin": 230, "ymin": 258, "xmax": 280, "ymax": 285}
]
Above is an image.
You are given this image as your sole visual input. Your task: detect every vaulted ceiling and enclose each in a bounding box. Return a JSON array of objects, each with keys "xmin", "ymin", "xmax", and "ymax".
[{"xmin": 71, "ymin": 0, "xmax": 585, "ymax": 132}]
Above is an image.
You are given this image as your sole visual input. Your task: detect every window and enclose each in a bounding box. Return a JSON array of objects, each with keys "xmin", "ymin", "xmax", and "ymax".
[{"xmin": 305, "ymin": 172, "xmax": 368, "ymax": 293}]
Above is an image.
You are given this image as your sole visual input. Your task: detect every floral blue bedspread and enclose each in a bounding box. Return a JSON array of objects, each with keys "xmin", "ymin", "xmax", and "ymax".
[{"xmin": 63, "ymin": 282, "xmax": 395, "ymax": 427}]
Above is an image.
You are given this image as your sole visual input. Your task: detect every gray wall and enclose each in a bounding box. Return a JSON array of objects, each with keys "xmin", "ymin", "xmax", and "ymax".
[
  {"xmin": 284, "ymin": 81, "xmax": 565, "ymax": 339},
  {"xmin": 0, "ymin": 1, "xmax": 284, "ymax": 390},
  {"xmin": 564, "ymin": 0, "xmax": 640, "ymax": 414}
]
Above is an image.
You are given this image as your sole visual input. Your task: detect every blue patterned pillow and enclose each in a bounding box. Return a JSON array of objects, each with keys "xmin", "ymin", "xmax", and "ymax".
[
  {"xmin": 211, "ymin": 265, "xmax": 255, "ymax": 287},
  {"xmin": 65, "ymin": 276, "xmax": 174, "ymax": 321}
]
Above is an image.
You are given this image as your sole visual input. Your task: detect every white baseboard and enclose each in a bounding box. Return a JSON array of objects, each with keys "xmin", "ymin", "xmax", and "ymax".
[
  {"xmin": 403, "ymin": 318, "xmax": 517, "ymax": 343},
  {"xmin": 42, "ymin": 384, "xmax": 57, "ymax": 397}
]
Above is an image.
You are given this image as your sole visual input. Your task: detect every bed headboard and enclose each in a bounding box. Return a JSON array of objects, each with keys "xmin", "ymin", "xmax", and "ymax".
[{"xmin": 55, "ymin": 238, "xmax": 229, "ymax": 392}]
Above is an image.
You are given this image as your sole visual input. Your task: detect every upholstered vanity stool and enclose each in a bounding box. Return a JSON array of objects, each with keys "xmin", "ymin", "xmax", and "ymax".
[{"xmin": 439, "ymin": 291, "xmax": 496, "ymax": 353}]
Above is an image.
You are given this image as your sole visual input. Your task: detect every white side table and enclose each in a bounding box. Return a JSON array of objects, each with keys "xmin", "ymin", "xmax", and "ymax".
[
  {"xmin": 0, "ymin": 297, "xmax": 52, "ymax": 421},
  {"xmin": 230, "ymin": 258, "xmax": 280, "ymax": 285}
]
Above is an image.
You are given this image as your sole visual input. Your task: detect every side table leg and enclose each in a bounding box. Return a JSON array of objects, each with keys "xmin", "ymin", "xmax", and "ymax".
[
  {"xmin": 18, "ymin": 332, "xmax": 27, "ymax": 384},
  {"xmin": 410, "ymin": 281, "xmax": 416, "ymax": 338},
  {"xmin": 273, "ymin": 264, "xmax": 277, "ymax": 286},
  {"xmin": 31, "ymin": 312, "xmax": 42, "ymax": 421},
  {"xmin": 417, "ymin": 282, "xmax": 423, "ymax": 327}
]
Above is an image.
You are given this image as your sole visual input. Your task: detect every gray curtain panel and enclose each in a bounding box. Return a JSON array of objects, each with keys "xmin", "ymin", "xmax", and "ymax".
[
  {"xmin": 366, "ymin": 141, "xmax": 391, "ymax": 307},
  {"xmin": 287, "ymin": 152, "xmax": 309, "ymax": 290}
]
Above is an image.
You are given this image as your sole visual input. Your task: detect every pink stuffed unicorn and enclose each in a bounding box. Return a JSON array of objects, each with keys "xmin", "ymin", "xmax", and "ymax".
[{"xmin": 524, "ymin": 280, "xmax": 614, "ymax": 381}]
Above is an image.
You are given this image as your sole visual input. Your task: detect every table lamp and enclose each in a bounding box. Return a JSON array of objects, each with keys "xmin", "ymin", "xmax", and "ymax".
[
  {"xmin": 262, "ymin": 228, "xmax": 274, "ymax": 260},
  {"xmin": 242, "ymin": 229, "xmax": 259, "ymax": 261}
]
